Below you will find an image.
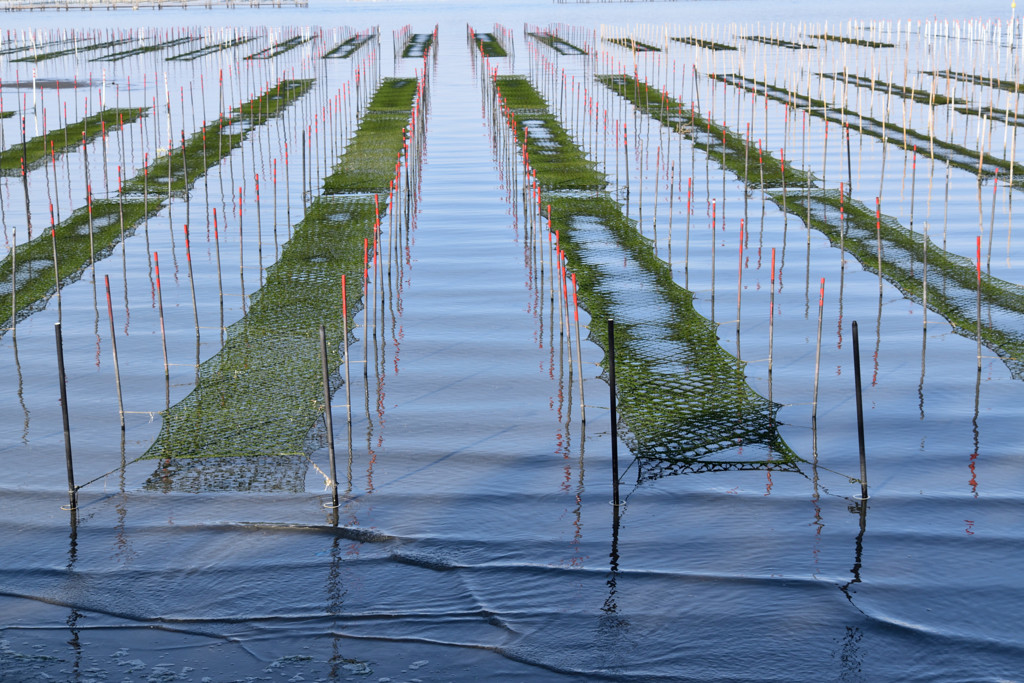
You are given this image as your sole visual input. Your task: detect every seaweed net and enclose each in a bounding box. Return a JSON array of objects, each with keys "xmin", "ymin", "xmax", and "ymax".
[
  {"xmin": 713, "ymin": 73, "xmax": 1022, "ymax": 184},
  {"xmin": 143, "ymin": 196, "xmax": 376, "ymax": 492},
  {"xmin": 781, "ymin": 187, "xmax": 1024, "ymax": 379},
  {"xmin": 143, "ymin": 77, "xmax": 425, "ymax": 491},
  {"xmin": 548, "ymin": 198, "xmax": 798, "ymax": 483},
  {"xmin": 492, "ymin": 74, "xmax": 800, "ymax": 482}
]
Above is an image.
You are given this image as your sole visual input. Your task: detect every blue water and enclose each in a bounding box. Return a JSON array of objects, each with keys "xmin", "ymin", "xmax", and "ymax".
[{"xmin": 1, "ymin": 1, "xmax": 1023, "ymax": 680}]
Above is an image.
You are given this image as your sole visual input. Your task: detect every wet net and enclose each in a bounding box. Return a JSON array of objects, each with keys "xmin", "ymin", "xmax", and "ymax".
[
  {"xmin": 494, "ymin": 74, "xmax": 800, "ymax": 482},
  {"xmin": 780, "ymin": 187, "xmax": 1024, "ymax": 379},
  {"xmin": 144, "ymin": 77, "xmax": 422, "ymax": 491}
]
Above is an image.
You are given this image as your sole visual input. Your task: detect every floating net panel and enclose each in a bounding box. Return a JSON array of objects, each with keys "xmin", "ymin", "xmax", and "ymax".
[
  {"xmin": 781, "ymin": 187, "xmax": 1024, "ymax": 379},
  {"xmin": 547, "ymin": 197, "xmax": 797, "ymax": 484},
  {"xmin": 144, "ymin": 196, "xmax": 375, "ymax": 474},
  {"xmin": 493, "ymin": 74, "xmax": 799, "ymax": 482},
  {"xmin": 714, "ymin": 73, "xmax": 1023, "ymax": 186},
  {"xmin": 145, "ymin": 78, "xmax": 421, "ymax": 491}
]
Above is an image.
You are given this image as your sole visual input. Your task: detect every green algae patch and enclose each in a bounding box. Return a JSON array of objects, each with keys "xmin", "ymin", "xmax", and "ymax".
[
  {"xmin": 324, "ymin": 32, "xmax": 376, "ymax": 59},
  {"xmin": 741, "ymin": 35, "xmax": 816, "ymax": 49},
  {"xmin": 92, "ymin": 36, "xmax": 196, "ymax": 62},
  {"xmin": 548, "ymin": 195, "xmax": 795, "ymax": 469},
  {"xmin": 144, "ymin": 196, "xmax": 377, "ymax": 464},
  {"xmin": 671, "ymin": 36, "xmax": 736, "ymax": 51},
  {"xmin": 806, "ymin": 33, "xmax": 894, "ymax": 48},
  {"xmin": 0, "ymin": 112, "xmax": 14, "ymax": 119},
  {"xmin": 923, "ymin": 69, "xmax": 1024, "ymax": 94},
  {"xmin": 0, "ymin": 198, "xmax": 160, "ymax": 329},
  {"xmin": 0, "ymin": 79, "xmax": 312, "ymax": 333},
  {"xmin": 143, "ymin": 76, "xmax": 419, "ymax": 468},
  {"xmin": 123, "ymin": 79, "xmax": 313, "ymax": 197},
  {"xmin": 11, "ymin": 36, "xmax": 133, "ymax": 62},
  {"xmin": 527, "ymin": 31, "xmax": 586, "ymax": 55},
  {"xmin": 402, "ymin": 33, "xmax": 435, "ymax": 58},
  {"xmin": 244, "ymin": 35, "xmax": 315, "ymax": 60},
  {"xmin": 604, "ymin": 37, "xmax": 660, "ymax": 52},
  {"xmin": 495, "ymin": 75, "xmax": 605, "ymax": 190},
  {"xmin": 714, "ymin": 73, "xmax": 1024, "ymax": 187},
  {"xmin": 166, "ymin": 36, "xmax": 256, "ymax": 62},
  {"xmin": 494, "ymin": 74, "xmax": 798, "ymax": 473},
  {"xmin": 598, "ymin": 73, "xmax": 810, "ymax": 189},
  {"xmin": 780, "ymin": 189, "xmax": 1024, "ymax": 379},
  {"xmin": 0, "ymin": 107, "xmax": 145, "ymax": 175},
  {"xmin": 820, "ymin": 72, "xmax": 951, "ymax": 106},
  {"xmin": 323, "ymin": 77, "xmax": 418, "ymax": 194},
  {"xmin": 472, "ymin": 32, "xmax": 508, "ymax": 58}
]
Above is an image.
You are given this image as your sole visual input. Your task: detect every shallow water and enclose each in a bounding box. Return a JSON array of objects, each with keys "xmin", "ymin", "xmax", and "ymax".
[{"xmin": 2, "ymin": 1, "xmax": 1024, "ymax": 680}]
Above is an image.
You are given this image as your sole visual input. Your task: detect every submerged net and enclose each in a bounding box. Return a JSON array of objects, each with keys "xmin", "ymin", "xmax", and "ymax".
[
  {"xmin": 527, "ymin": 31, "xmax": 587, "ymax": 55},
  {"xmin": 597, "ymin": 73, "xmax": 811, "ymax": 189},
  {"xmin": 713, "ymin": 73, "xmax": 1024, "ymax": 186},
  {"xmin": 781, "ymin": 188, "xmax": 1024, "ymax": 379},
  {"xmin": 144, "ymin": 77, "xmax": 421, "ymax": 491},
  {"xmin": 494, "ymin": 74, "xmax": 799, "ymax": 481},
  {"xmin": 143, "ymin": 197, "xmax": 376, "ymax": 491},
  {"xmin": 549, "ymin": 197, "xmax": 797, "ymax": 481}
]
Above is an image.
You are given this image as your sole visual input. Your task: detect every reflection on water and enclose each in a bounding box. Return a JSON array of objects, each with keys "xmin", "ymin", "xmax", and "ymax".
[{"xmin": 2, "ymin": 3, "xmax": 1024, "ymax": 680}]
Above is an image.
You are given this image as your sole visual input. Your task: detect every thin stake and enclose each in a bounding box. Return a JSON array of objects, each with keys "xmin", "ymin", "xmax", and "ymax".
[
  {"xmin": 320, "ymin": 324, "xmax": 340, "ymax": 509},
  {"xmin": 154, "ymin": 252, "xmax": 168, "ymax": 378},
  {"xmin": 54, "ymin": 322, "xmax": 77, "ymax": 510},
  {"xmin": 572, "ymin": 272, "xmax": 585, "ymax": 424},
  {"xmin": 607, "ymin": 318, "xmax": 620, "ymax": 507},
  {"xmin": 852, "ymin": 320, "xmax": 869, "ymax": 500},
  {"xmin": 977, "ymin": 235, "xmax": 983, "ymax": 370},
  {"xmin": 183, "ymin": 224, "xmax": 199, "ymax": 340},
  {"xmin": 104, "ymin": 274, "xmax": 125, "ymax": 431},
  {"xmin": 813, "ymin": 277, "xmax": 825, "ymax": 419}
]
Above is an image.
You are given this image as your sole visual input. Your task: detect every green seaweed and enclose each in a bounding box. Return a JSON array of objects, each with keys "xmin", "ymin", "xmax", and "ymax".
[
  {"xmin": 92, "ymin": 36, "xmax": 195, "ymax": 62},
  {"xmin": 144, "ymin": 76, "xmax": 419, "ymax": 466},
  {"xmin": 0, "ymin": 199, "xmax": 161, "ymax": 327},
  {"xmin": 323, "ymin": 77, "xmax": 418, "ymax": 193},
  {"xmin": 472, "ymin": 31, "xmax": 508, "ymax": 58},
  {"xmin": 671, "ymin": 36, "xmax": 737, "ymax": 51},
  {"xmin": 741, "ymin": 35, "xmax": 816, "ymax": 49},
  {"xmin": 0, "ymin": 79, "xmax": 312, "ymax": 333},
  {"xmin": 0, "ymin": 107, "xmax": 145, "ymax": 175},
  {"xmin": 922, "ymin": 69, "xmax": 1024, "ymax": 95},
  {"xmin": 527, "ymin": 31, "xmax": 586, "ymax": 55},
  {"xmin": 0, "ymin": 37, "xmax": 66, "ymax": 56},
  {"xmin": 806, "ymin": 33, "xmax": 894, "ymax": 48},
  {"xmin": 778, "ymin": 189, "xmax": 1024, "ymax": 379},
  {"xmin": 495, "ymin": 76, "xmax": 605, "ymax": 190},
  {"xmin": 244, "ymin": 35, "xmax": 315, "ymax": 60},
  {"xmin": 401, "ymin": 33, "xmax": 435, "ymax": 58},
  {"xmin": 494, "ymin": 74, "xmax": 798, "ymax": 474},
  {"xmin": 123, "ymin": 79, "xmax": 314, "ymax": 196},
  {"xmin": 820, "ymin": 72, "xmax": 952, "ymax": 106},
  {"xmin": 323, "ymin": 32, "xmax": 376, "ymax": 59},
  {"xmin": 11, "ymin": 36, "xmax": 134, "ymax": 63},
  {"xmin": 713, "ymin": 73, "xmax": 1024, "ymax": 188},
  {"xmin": 598, "ymin": 73, "xmax": 811, "ymax": 188},
  {"xmin": 604, "ymin": 36, "xmax": 660, "ymax": 52},
  {"xmin": 144, "ymin": 196, "xmax": 378, "ymax": 465},
  {"xmin": 166, "ymin": 35, "xmax": 256, "ymax": 62}
]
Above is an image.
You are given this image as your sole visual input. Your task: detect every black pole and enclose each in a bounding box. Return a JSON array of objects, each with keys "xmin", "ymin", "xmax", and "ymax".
[
  {"xmin": 608, "ymin": 318, "xmax": 619, "ymax": 507},
  {"xmin": 55, "ymin": 323, "xmax": 77, "ymax": 510},
  {"xmin": 851, "ymin": 320, "xmax": 868, "ymax": 500},
  {"xmin": 320, "ymin": 324, "xmax": 339, "ymax": 509}
]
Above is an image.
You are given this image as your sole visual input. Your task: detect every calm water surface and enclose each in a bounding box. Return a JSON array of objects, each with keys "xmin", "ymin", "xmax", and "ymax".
[{"xmin": 1, "ymin": 1, "xmax": 1022, "ymax": 680}]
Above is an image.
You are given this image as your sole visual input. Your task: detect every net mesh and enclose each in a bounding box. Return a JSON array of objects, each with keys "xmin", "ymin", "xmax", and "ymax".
[
  {"xmin": 493, "ymin": 74, "xmax": 800, "ymax": 481},
  {"xmin": 781, "ymin": 187, "xmax": 1024, "ymax": 378}
]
